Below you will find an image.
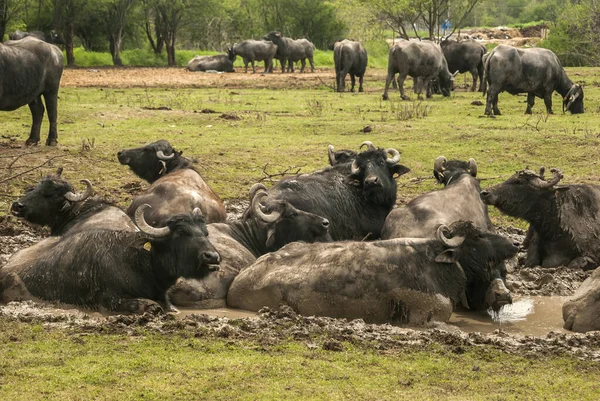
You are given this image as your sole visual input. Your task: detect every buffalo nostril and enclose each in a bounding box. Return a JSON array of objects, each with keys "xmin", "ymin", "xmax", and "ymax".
[
  {"xmin": 513, "ymin": 241, "xmax": 520, "ymax": 247},
  {"xmin": 322, "ymin": 219, "xmax": 330, "ymax": 227},
  {"xmin": 480, "ymin": 190, "xmax": 489, "ymax": 197},
  {"xmin": 202, "ymin": 251, "xmax": 220, "ymax": 264}
]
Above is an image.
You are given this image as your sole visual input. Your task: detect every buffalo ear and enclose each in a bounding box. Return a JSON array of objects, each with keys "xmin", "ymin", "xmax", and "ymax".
[
  {"xmin": 433, "ymin": 170, "xmax": 444, "ymax": 183},
  {"xmin": 131, "ymin": 237, "xmax": 153, "ymax": 249},
  {"xmin": 435, "ymin": 249, "xmax": 458, "ymax": 263},
  {"xmin": 265, "ymin": 228, "xmax": 276, "ymax": 248},
  {"xmin": 390, "ymin": 164, "xmax": 410, "ymax": 179}
]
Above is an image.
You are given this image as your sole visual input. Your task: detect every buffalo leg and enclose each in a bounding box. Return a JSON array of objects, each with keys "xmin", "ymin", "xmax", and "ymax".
[
  {"xmin": 382, "ymin": 72, "xmax": 395, "ymax": 100},
  {"xmin": 524, "ymin": 227, "xmax": 541, "ymax": 267},
  {"xmin": 25, "ymin": 96, "xmax": 45, "ymax": 146},
  {"xmin": 111, "ymin": 297, "xmax": 164, "ymax": 314},
  {"xmin": 525, "ymin": 93, "xmax": 535, "ymax": 114},
  {"xmin": 350, "ymin": 74, "xmax": 356, "ymax": 92},
  {"xmin": 243, "ymin": 58, "xmax": 249, "ymax": 73},
  {"xmin": 358, "ymin": 74, "xmax": 364, "ymax": 92},
  {"xmin": 470, "ymin": 68, "xmax": 478, "ymax": 92},
  {"xmin": 543, "ymin": 93, "xmax": 554, "ymax": 114},
  {"xmin": 299, "ymin": 59, "xmax": 306, "ymax": 73},
  {"xmin": 251, "ymin": 60, "xmax": 256, "ymax": 74},
  {"xmin": 44, "ymin": 91, "xmax": 59, "ymax": 146},
  {"xmin": 280, "ymin": 58, "xmax": 286, "ymax": 73},
  {"xmin": 309, "ymin": 56, "xmax": 315, "ymax": 72},
  {"xmin": 485, "ymin": 87, "xmax": 501, "ymax": 115},
  {"xmin": 397, "ymin": 73, "xmax": 410, "ymax": 100}
]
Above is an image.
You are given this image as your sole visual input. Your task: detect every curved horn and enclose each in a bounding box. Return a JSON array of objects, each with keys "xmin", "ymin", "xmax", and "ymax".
[
  {"xmin": 434, "ymin": 156, "xmax": 448, "ymax": 173},
  {"xmin": 565, "ymin": 86, "xmax": 581, "ymax": 112},
  {"xmin": 156, "ymin": 150, "xmax": 175, "ymax": 160},
  {"xmin": 252, "ymin": 191, "xmax": 281, "ymax": 223},
  {"xmin": 64, "ymin": 179, "xmax": 93, "ymax": 202},
  {"xmin": 563, "ymin": 85, "xmax": 579, "ymax": 113},
  {"xmin": 360, "ymin": 141, "xmax": 376, "ymax": 151},
  {"xmin": 539, "ymin": 166, "xmax": 546, "ymax": 178},
  {"xmin": 436, "ymin": 225, "xmax": 465, "ymax": 248},
  {"xmin": 468, "ymin": 158, "xmax": 478, "ymax": 177},
  {"xmin": 530, "ymin": 168, "xmax": 563, "ymax": 189},
  {"xmin": 192, "ymin": 207, "xmax": 203, "ymax": 217},
  {"xmin": 134, "ymin": 204, "xmax": 171, "ymax": 237},
  {"xmin": 385, "ymin": 148, "xmax": 401, "ymax": 165},
  {"xmin": 328, "ymin": 144, "xmax": 336, "ymax": 166},
  {"xmin": 248, "ymin": 183, "xmax": 268, "ymax": 203},
  {"xmin": 351, "ymin": 159, "xmax": 360, "ymax": 175}
]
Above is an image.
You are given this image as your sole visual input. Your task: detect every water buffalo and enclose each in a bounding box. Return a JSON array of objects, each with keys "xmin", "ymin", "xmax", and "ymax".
[
  {"xmin": 563, "ymin": 268, "xmax": 600, "ymax": 332},
  {"xmin": 9, "ymin": 30, "xmax": 65, "ymax": 45},
  {"xmin": 186, "ymin": 49, "xmax": 235, "ymax": 72},
  {"xmin": 1, "ymin": 37, "xmax": 64, "ymax": 146},
  {"xmin": 0, "ymin": 205, "xmax": 220, "ymax": 314},
  {"xmin": 228, "ymin": 221, "xmax": 517, "ymax": 323},
  {"xmin": 440, "ymin": 39, "xmax": 487, "ymax": 92},
  {"xmin": 327, "ymin": 144, "xmax": 357, "ymax": 166},
  {"xmin": 382, "ymin": 156, "xmax": 492, "ymax": 239},
  {"xmin": 483, "ymin": 45, "xmax": 584, "ymax": 115},
  {"xmin": 382, "ymin": 40, "xmax": 458, "ymax": 101},
  {"xmin": 334, "ymin": 39, "xmax": 368, "ymax": 92},
  {"xmin": 10, "ymin": 168, "xmax": 137, "ymax": 235},
  {"xmin": 480, "ymin": 167, "xmax": 600, "ymax": 269},
  {"xmin": 118, "ymin": 140, "xmax": 226, "ymax": 224},
  {"xmin": 252, "ymin": 141, "xmax": 410, "ymax": 240},
  {"xmin": 263, "ymin": 31, "xmax": 315, "ymax": 73},
  {"xmin": 167, "ymin": 184, "xmax": 330, "ymax": 308},
  {"xmin": 231, "ymin": 40, "xmax": 277, "ymax": 73}
]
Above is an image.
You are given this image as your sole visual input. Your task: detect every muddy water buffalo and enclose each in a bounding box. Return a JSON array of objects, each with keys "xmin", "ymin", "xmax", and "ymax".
[
  {"xmin": 382, "ymin": 41, "xmax": 457, "ymax": 101},
  {"xmin": 1, "ymin": 37, "xmax": 64, "ymax": 146},
  {"xmin": 0, "ymin": 205, "xmax": 220, "ymax": 313},
  {"xmin": 167, "ymin": 184, "xmax": 330, "ymax": 308},
  {"xmin": 231, "ymin": 40, "xmax": 277, "ymax": 73},
  {"xmin": 563, "ymin": 269, "xmax": 600, "ymax": 332},
  {"xmin": 483, "ymin": 45, "xmax": 584, "ymax": 115},
  {"xmin": 228, "ymin": 221, "xmax": 517, "ymax": 323},
  {"xmin": 480, "ymin": 167, "xmax": 600, "ymax": 269},
  {"xmin": 253, "ymin": 142, "xmax": 410, "ymax": 240},
  {"xmin": 186, "ymin": 49, "xmax": 235, "ymax": 72},
  {"xmin": 263, "ymin": 32, "xmax": 315, "ymax": 73},
  {"xmin": 118, "ymin": 140, "xmax": 226, "ymax": 224},
  {"xmin": 10, "ymin": 168, "xmax": 137, "ymax": 235},
  {"xmin": 440, "ymin": 39, "xmax": 487, "ymax": 92},
  {"xmin": 334, "ymin": 39, "xmax": 368, "ymax": 92},
  {"xmin": 327, "ymin": 144, "xmax": 357, "ymax": 166},
  {"xmin": 382, "ymin": 156, "xmax": 492, "ymax": 239}
]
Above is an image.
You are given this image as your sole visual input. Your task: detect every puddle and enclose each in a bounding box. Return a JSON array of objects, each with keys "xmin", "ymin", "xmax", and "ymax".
[{"xmin": 449, "ymin": 296, "xmax": 567, "ymax": 336}]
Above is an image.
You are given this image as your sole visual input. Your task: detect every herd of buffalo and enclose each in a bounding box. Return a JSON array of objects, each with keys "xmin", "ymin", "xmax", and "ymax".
[{"xmin": 0, "ymin": 31, "xmax": 597, "ymax": 334}]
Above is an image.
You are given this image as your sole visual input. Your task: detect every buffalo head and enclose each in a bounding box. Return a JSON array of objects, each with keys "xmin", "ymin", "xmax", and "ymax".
[
  {"xmin": 433, "ymin": 156, "xmax": 478, "ymax": 185},
  {"xmin": 563, "ymin": 84, "xmax": 584, "ymax": 114},
  {"xmin": 117, "ymin": 140, "xmax": 182, "ymax": 183},
  {"xmin": 327, "ymin": 144, "xmax": 357, "ymax": 166}
]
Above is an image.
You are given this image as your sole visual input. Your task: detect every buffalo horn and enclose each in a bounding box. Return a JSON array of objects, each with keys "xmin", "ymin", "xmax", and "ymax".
[
  {"xmin": 192, "ymin": 207, "xmax": 203, "ymax": 217},
  {"xmin": 351, "ymin": 159, "xmax": 360, "ymax": 175},
  {"xmin": 156, "ymin": 150, "xmax": 175, "ymax": 160},
  {"xmin": 468, "ymin": 158, "xmax": 477, "ymax": 177},
  {"xmin": 252, "ymin": 191, "xmax": 280, "ymax": 223},
  {"xmin": 385, "ymin": 148, "xmax": 401, "ymax": 165},
  {"xmin": 328, "ymin": 145, "xmax": 336, "ymax": 166},
  {"xmin": 563, "ymin": 85, "xmax": 580, "ymax": 113},
  {"xmin": 436, "ymin": 225, "xmax": 465, "ymax": 247},
  {"xmin": 134, "ymin": 204, "xmax": 170, "ymax": 237},
  {"xmin": 360, "ymin": 141, "xmax": 376, "ymax": 151},
  {"xmin": 531, "ymin": 168, "xmax": 562, "ymax": 189},
  {"xmin": 434, "ymin": 156, "xmax": 448, "ymax": 173},
  {"xmin": 248, "ymin": 183, "xmax": 268, "ymax": 203},
  {"xmin": 64, "ymin": 179, "xmax": 93, "ymax": 202}
]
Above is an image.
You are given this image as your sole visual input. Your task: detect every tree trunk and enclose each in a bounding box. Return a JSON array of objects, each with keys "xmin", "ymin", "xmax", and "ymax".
[
  {"xmin": 66, "ymin": 23, "xmax": 75, "ymax": 66},
  {"xmin": 166, "ymin": 41, "xmax": 175, "ymax": 66},
  {"xmin": 110, "ymin": 28, "xmax": 123, "ymax": 66}
]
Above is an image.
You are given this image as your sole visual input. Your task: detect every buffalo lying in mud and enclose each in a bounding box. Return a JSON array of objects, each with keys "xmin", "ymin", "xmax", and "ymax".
[
  {"xmin": 481, "ymin": 167, "xmax": 600, "ymax": 269},
  {"xmin": 327, "ymin": 144, "xmax": 357, "ymax": 166},
  {"xmin": 563, "ymin": 268, "xmax": 600, "ymax": 332},
  {"xmin": 118, "ymin": 140, "xmax": 226, "ymax": 224},
  {"xmin": 228, "ymin": 221, "xmax": 517, "ymax": 324},
  {"xmin": 1, "ymin": 37, "xmax": 64, "ymax": 146},
  {"xmin": 263, "ymin": 31, "xmax": 315, "ymax": 73},
  {"xmin": 167, "ymin": 184, "xmax": 330, "ymax": 308},
  {"xmin": 186, "ymin": 49, "xmax": 235, "ymax": 72},
  {"xmin": 10, "ymin": 168, "xmax": 137, "ymax": 235},
  {"xmin": 334, "ymin": 39, "xmax": 368, "ymax": 92},
  {"xmin": 0, "ymin": 205, "xmax": 220, "ymax": 314}
]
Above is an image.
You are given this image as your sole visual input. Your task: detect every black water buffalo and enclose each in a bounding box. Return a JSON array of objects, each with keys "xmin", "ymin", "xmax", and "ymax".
[
  {"xmin": 231, "ymin": 40, "xmax": 278, "ymax": 73},
  {"xmin": 327, "ymin": 144, "xmax": 357, "ymax": 166},
  {"xmin": 483, "ymin": 45, "xmax": 584, "ymax": 115},
  {"xmin": 480, "ymin": 167, "xmax": 600, "ymax": 269},
  {"xmin": 228, "ymin": 221, "xmax": 517, "ymax": 323},
  {"xmin": 263, "ymin": 31, "xmax": 315, "ymax": 73},
  {"xmin": 167, "ymin": 184, "xmax": 331, "ymax": 308},
  {"xmin": 334, "ymin": 39, "xmax": 368, "ymax": 92},
  {"xmin": 1, "ymin": 37, "xmax": 64, "ymax": 146},
  {"xmin": 563, "ymin": 268, "xmax": 600, "ymax": 332},
  {"xmin": 10, "ymin": 168, "xmax": 137, "ymax": 235},
  {"xmin": 9, "ymin": 30, "xmax": 64, "ymax": 44},
  {"xmin": 118, "ymin": 140, "xmax": 226, "ymax": 224},
  {"xmin": 382, "ymin": 40, "xmax": 458, "ymax": 101},
  {"xmin": 0, "ymin": 205, "xmax": 220, "ymax": 313},
  {"xmin": 440, "ymin": 39, "xmax": 487, "ymax": 92},
  {"xmin": 382, "ymin": 156, "xmax": 492, "ymax": 239},
  {"xmin": 186, "ymin": 49, "xmax": 235, "ymax": 72},
  {"xmin": 254, "ymin": 142, "xmax": 410, "ymax": 240}
]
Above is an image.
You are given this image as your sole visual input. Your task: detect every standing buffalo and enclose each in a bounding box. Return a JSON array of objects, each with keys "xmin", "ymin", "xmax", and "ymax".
[
  {"xmin": 480, "ymin": 167, "xmax": 600, "ymax": 269},
  {"xmin": 10, "ymin": 168, "xmax": 137, "ymax": 235},
  {"xmin": 263, "ymin": 31, "xmax": 315, "ymax": 73},
  {"xmin": 186, "ymin": 49, "xmax": 235, "ymax": 72},
  {"xmin": 334, "ymin": 39, "xmax": 368, "ymax": 92},
  {"xmin": 382, "ymin": 40, "xmax": 457, "ymax": 101},
  {"xmin": 167, "ymin": 184, "xmax": 330, "ymax": 308},
  {"xmin": 118, "ymin": 140, "xmax": 226, "ymax": 225},
  {"xmin": 483, "ymin": 45, "xmax": 584, "ymax": 115},
  {"xmin": 0, "ymin": 205, "xmax": 220, "ymax": 314},
  {"xmin": 9, "ymin": 30, "xmax": 65, "ymax": 45},
  {"xmin": 1, "ymin": 37, "xmax": 64, "ymax": 146},
  {"xmin": 231, "ymin": 40, "xmax": 278, "ymax": 73},
  {"xmin": 440, "ymin": 39, "xmax": 487, "ymax": 92},
  {"xmin": 228, "ymin": 221, "xmax": 517, "ymax": 323}
]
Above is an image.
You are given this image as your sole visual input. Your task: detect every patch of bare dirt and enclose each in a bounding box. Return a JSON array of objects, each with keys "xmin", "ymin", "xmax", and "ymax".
[{"xmin": 0, "ymin": 216, "xmax": 47, "ymax": 267}]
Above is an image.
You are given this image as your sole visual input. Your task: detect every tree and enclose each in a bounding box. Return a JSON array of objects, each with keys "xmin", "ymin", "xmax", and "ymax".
[
  {"xmin": 154, "ymin": 0, "xmax": 186, "ymax": 66},
  {"xmin": 106, "ymin": 0, "xmax": 136, "ymax": 65},
  {"xmin": 52, "ymin": 0, "xmax": 97, "ymax": 65},
  {"xmin": 139, "ymin": 0, "xmax": 163, "ymax": 54},
  {"xmin": 0, "ymin": 0, "xmax": 25, "ymax": 41}
]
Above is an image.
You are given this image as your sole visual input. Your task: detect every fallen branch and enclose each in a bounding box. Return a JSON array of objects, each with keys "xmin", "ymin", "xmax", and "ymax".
[
  {"xmin": 0, "ymin": 155, "xmax": 67, "ymax": 185},
  {"xmin": 397, "ymin": 176, "xmax": 434, "ymax": 188},
  {"xmin": 316, "ymin": 75, "xmax": 336, "ymax": 91},
  {"xmin": 258, "ymin": 163, "xmax": 304, "ymax": 183}
]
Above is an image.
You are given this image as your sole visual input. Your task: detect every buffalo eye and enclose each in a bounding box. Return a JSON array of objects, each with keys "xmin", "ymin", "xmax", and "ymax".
[
  {"xmin": 287, "ymin": 212, "xmax": 298, "ymax": 218},
  {"xmin": 379, "ymin": 159, "xmax": 385, "ymax": 167}
]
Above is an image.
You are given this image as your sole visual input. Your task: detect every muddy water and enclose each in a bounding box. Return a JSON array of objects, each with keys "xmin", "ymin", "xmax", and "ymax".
[{"xmin": 449, "ymin": 296, "xmax": 567, "ymax": 336}]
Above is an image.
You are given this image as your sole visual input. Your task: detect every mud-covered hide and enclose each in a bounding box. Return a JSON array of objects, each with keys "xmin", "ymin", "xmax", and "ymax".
[{"xmin": 563, "ymin": 268, "xmax": 600, "ymax": 332}]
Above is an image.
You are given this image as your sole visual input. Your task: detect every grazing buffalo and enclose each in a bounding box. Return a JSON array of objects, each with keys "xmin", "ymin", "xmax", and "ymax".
[
  {"xmin": 231, "ymin": 40, "xmax": 278, "ymax": 73},
  {"xmin": 118, "ymin": 140, "xmax": 226, "ymax": 224},
  {"xmin": 440, "ymin": 39, "xmax": 487, "ymax": 92},
  {"xmin": 563, "ymin": 268, "xmax": 600, "ymax": 332},
  {"xmin": 382, "ymin": 40, "xmax": 458, "ymax": 101},
  {"xmin": 382, "ymin": 156, "xmax": 492, "ymax": 239},
  {"xmin": 0, "ymin": 205, "xmax": 220, "ymax": 314},
  {"xmin": 1, "ymin": 37, "xmax": 64, "ymax": 146},
  {"xmin": 483, "ymin": 45, "xmax": 584, "ymax": 115},
  {"xmin": 263, "ymin": 31, "xmax": 315, "ymax": 73},
  {"xmin": 186, "ymin": 49, "xmax": 235, "ymax": 72},
  {"xmin": 253, "ymin": 141, "xmax": 410, "ymax": 240},
  {"xmin": 327, "ymin": 144, "xmax": 357, "ymax": 166},
  {"xmin": 334, "ymin": 39, "xmax": 368, "ymax": 92},
  {"xmin": 228, "ymin": 221, "xmax": 517, "ymax": 323},
  {"xmin": 480, "ymin": 167, "xmax": 600, "ymax": 269},
  {"xmin": 10, "ymin": 168, "xmax": 137, "ymax": 235},
  {"xmin": 167, "ymin": 184, "xmax": 331, "ymax": 308}
]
